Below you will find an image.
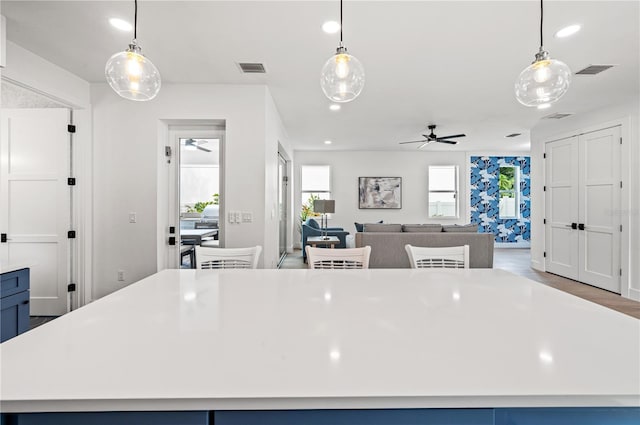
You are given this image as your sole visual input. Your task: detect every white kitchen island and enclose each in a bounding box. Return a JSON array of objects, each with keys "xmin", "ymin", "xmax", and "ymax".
[{"xmin": 1, "ymin": 269, "xmax": 638, "ymax": 424}]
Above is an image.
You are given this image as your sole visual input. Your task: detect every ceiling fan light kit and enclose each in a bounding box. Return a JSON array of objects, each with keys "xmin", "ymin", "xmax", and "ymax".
[
  {"xmin": 320, "ymin": 0, "xmax": 365, "ymax": 103},
  {"xmin": 105, "ymin": 0, "xmax": 161, "ymax": 101},
  {"xmin": 515, "ymin": 0, "xmax": 571, "ymax": 107}
]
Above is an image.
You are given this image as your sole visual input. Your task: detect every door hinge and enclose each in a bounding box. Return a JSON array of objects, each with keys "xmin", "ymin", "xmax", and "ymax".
[
  {"xmin": 67, "ymin": 283, "xmax": 76, "ymax": 292},
  {"xmin": 543, "ymin": 218, "xmax": 546, "ymax": 224},
  {"xmin": 68, "ymin": 230, "xmax": 76, "ymax": 239},
  {"xmin": 620, "ymin": 268, "xmax": 623, "ymax": 277},
  {"xmin": 543, "ymin": 186, "xmax": 546, "ymax": 192},
  {"xmin": 0, "ymin": 233, "xmax": 6, "ymax": 243},
  {"xmin": 543, "ymin": 153, "xmax": 546, "ymax": 159},
  {"xmin": 620, "ymin": 224, "xmax": 623, "ymax": 232},
  {"xmin": 620, "ymin": 181, "xmax": 623, "ymax": 189},
  {"xmin": 67, "ymin": 177, "xmax": 76, "ymax": 186},
  {"xmin": 67, "ymin": 124, "xmax": 76, "ymax": 133},
  {"xmin": 620, "ymin": 137, "xmax": 622, "ymax": 145},
  {"xmin": 543, "ymin": 251, "xmax": 546, "ymax": 258}
]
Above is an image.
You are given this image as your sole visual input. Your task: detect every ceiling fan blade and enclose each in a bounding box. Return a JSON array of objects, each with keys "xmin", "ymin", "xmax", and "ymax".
[
  {"xmin": 399, "ymin": 140, "xmax": 428, "ymax": 144},
  {"xmin": 418, "ymin": 140, "xmax": 435, "ymax": 149},
  {"xmin": 197, "ymin": 146, "xmax": 212, "ymax": 152},
  {"xmin": 436, "ymin": 140, "xmax": 459, "ymax": 145},
  {"xmin": 437, "ymin": 134, "xmax": 466, "ymax": 140}
]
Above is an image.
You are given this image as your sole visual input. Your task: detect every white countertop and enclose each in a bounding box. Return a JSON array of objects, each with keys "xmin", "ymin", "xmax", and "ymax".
[
  {"xmin": 1, "ymin": 269, "xmax": 638, "ymax": 412},
  {"xmin": 0, "ymin": 263, "xmax": 31, "ymax": 274}
]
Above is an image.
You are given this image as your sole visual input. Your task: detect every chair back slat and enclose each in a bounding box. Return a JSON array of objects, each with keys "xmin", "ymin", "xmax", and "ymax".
[
  {"xmin": 306, "ymin": 246, "xmax": 371, "ymax": 269},
  {"xmin": 196, "ymin": 246, "xmax": 262, "ymax": 269},
  {"xmin": 405, "ymin": 245, "xmax": 469, "ymax": 269}
]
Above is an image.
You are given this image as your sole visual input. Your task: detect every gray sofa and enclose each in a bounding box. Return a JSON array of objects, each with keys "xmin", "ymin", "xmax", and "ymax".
[{"xmin": 354, "ymin": 223, "xmax": 494, "ymax": 268}]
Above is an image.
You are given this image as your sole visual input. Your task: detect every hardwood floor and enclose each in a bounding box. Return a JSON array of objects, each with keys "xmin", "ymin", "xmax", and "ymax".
[{"xmin": 281, "ymin": 248, "xmax": 640, "ymax": 319}]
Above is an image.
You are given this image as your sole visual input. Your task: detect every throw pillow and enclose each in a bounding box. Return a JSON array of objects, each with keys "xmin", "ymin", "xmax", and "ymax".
[
  {"xmin": 402, "ymin": 224, "xmax": 443, "ymax": 233},
  {"xmin": 354, "ymin": 220, "xmax": 383, "ymax": 232},
  {"xmin": 306, "ymin": 218, "xmax": 320, "ymax": 229},
  {"xmin": 363, "ymin": 223, "xmax": 402, "ymax": 232},
  {"xmin": 442, "ymin": 224, "xmax": 479, "ymax": 233}
]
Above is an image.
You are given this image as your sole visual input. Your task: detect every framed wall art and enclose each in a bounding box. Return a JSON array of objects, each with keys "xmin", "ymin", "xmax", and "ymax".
[{"xmin": 358, "ymin": 177, "xmax": 402, "ymax": 209}]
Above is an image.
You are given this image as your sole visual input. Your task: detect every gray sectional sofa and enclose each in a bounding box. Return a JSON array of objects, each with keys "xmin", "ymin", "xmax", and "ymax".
[{"xmin": 354, "ymin": 223, "xmax": 494, "ymax": 268}]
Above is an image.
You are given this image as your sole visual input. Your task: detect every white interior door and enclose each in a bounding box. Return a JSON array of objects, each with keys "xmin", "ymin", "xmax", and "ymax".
[
  {"xmin": 0, "ymin": 108, "xmax": 70, "ymax": 315},
  {"xmin": 545, "ymin": 136, "xmax": 579, "ymax": 280},
  {"xmin": 578, "ymin": 127, "xmax": 621, "ymax": 292},
  {"xmin": 545, "ymin": 126, "xmax": 621, "ymax": 293}
]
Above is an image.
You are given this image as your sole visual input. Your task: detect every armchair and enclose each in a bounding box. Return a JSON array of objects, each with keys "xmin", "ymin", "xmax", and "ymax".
[{"xmin": 302, "ymin": 218, "xmax": 349, "ymax": 260}]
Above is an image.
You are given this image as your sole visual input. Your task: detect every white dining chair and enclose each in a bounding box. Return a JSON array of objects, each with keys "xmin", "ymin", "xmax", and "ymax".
[
  {"xmin": 305, "ymin": 246, "xmax": 371, "ymax": 269},
  {"xmin": 405, "ymin": 245, "xmax": 469, "ymax": 269},
  {"xmin": 195, "ymin": 246, "xmax": 262, "ymax": 269}
]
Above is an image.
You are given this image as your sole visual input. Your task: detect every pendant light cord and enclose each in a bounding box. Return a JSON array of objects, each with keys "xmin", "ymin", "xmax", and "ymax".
[
  {"xmin": 340, "ymin": 0, "xmax": 343, "ymax": 44},
  {"xmin": 539, "ymin": 0, "xmax": 543, "ymax": 49},
  {"xmin": 134, "ymin": 0, "xmax": 138, "ymax": 41}
]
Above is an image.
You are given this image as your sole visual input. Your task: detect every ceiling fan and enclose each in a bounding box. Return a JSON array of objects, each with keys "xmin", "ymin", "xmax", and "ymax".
[
  {"xmin": 399, "ymin": 124, "xmax": 466, "ymax": 149},
  {"xmin": 183, "ymin": 138, "xmax": 212, "ymax": 152}
]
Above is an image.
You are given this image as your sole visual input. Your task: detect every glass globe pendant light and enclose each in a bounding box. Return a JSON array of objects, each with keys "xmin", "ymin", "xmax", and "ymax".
[
  {"xmin": 515, "ymin": 0, "xmax": 571, "ymax": 107},
  {"xmin": 105, "ymin": 0, "xmax": 161, "ymax": 101},
  {"xmin": 320, "ymin": 0, "xmax": 365, "ymax": 103}
]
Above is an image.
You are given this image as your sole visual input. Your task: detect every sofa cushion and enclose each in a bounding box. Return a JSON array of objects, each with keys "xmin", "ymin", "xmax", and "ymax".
[
  {"xmin": 355, "ymin": 220, "xmax": 383, "ymax": 232},
  {"xmin": 442, "ymin": 224, "xmax": 478, "ymax": 233},
  {"xmin": 364, "ymin": 223, "xmax": 402, "ymax": 232},
  {"xmin": 402, "ymin": 224, "xmax": 443, "ymax": 233},
  {"xmin": 306, "ymin": 218, "xmax": 320, "ymax": 229}
]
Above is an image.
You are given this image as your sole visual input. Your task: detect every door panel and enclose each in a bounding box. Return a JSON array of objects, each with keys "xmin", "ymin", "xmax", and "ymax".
[
  {"xmin": 1, "ymin": 108, "xmax": 70, "ymax": 315},
  {"xmin": 545, "ymin": 137, "xmax": 579, "ymax": 279},
  {"xmin": 578, "ymin": 127, "xmax": 621, "ymax": 292}
]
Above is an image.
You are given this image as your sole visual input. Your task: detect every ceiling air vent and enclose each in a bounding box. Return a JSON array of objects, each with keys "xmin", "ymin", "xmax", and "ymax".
[
  {"xmin": 575, "ymin": 65, "xmax": 615, "ymax": 75},
  {"xmin": 238, "ymin": 63, "xmax": 266, "ymax": 74},
  {"xmin": 505, "ymin": 133, "xmax": 522, "ymax": 138},
  {"xmin": 544, "ymin": 112, "xmax": 574, "ymax": 120}
]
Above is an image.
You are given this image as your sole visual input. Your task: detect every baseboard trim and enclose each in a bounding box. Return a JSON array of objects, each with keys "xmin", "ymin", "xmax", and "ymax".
[
  {"xmin": 495, "ymin": 242, "xmax": 531, "ymax": 249},
  {"xmin": 628, "ymin": 288, "xmax": 640, "ymax": 302},
  {"xmin": 530, "ymin": 259, "xmax": 544, "ymax": 272}
]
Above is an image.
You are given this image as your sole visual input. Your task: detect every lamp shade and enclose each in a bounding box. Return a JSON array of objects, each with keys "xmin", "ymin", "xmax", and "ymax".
[
  {"xmin": 515, "ymin": 52, "xmax": 571, "ymax": 107},
  {"xmin": 105, "ymin": 43, "xmax": 161, "ymax": 101},
  {"xmin": 320, "ymin": 51, "xmax": 365, "ymax": 103},
  {"xmin": 313, "ymin": 200, "xmax": 335, "ymax": 214}
]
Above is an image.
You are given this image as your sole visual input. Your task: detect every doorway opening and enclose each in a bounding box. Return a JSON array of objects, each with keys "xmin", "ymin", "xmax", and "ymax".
[{"xmin": 167, "ymin": 126, "xmax": 224, "ymax": 269}]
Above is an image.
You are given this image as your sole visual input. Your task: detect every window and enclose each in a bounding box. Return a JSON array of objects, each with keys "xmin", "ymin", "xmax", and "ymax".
[
  {"xmin": 498, "ymin": 166, "xmax": 519, "ymax": 219},
  {"xmin": 301, "ymin": 165, "xmax": 331, "ymax": 215},
  {"xmin": 428, "ymin": 165, "xmax": 458, "ymax": 218}
]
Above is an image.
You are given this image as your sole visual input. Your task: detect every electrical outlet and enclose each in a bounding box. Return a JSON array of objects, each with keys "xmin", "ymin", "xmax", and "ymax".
[
  {"xmin": 117, "ymin": 270, "xmax": 125, "ymax": 281},
  {"xmin": 242, "ymin": 212, "xmax": 253, "ymax": 223},
  {"xmin": 228, "ymin": 211, "xmax": 236, "ymax": 224},
  {"xmin": 129, "ymin": 212, "xmax": 137, "ymax": 223},
  {"xmin": 234, "ymin": 211, "xmax": 241, "ymax": 223}
]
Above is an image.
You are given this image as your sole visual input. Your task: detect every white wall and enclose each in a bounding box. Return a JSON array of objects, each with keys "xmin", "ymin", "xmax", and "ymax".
[
  {"xmin": 91, "ymin": 84, "xmax": 288, "ymax": 299},
  {"xmin": 530, "ymin": 101, "xmax": 640, "ymax": 300},
  {"xmin": 265, "ymin": 89, "xmax": 293, "ymax": 267},
  {"xmin": 293, "ymin": 151, "xmax": 472, "ymax": 244}
]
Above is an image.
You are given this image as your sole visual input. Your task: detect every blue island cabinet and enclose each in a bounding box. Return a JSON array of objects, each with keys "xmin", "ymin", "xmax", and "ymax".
[
  {"xmin": 3, "ymin": 408, "xmax": 639, "ymax": 425},
  {"xmin": 1, "ymin": 268, "xmax": 30, "ymax": 343}
]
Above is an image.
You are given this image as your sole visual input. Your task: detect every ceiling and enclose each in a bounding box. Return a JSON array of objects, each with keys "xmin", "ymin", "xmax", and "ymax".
[{"xmin": 3, "ymin": 1, "xmax": 639, "ymax": 152}]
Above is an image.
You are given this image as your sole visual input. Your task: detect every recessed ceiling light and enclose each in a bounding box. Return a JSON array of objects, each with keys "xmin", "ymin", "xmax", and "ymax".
[
  {"xmin": 538, "ymin": 103, "xmax": 552, "ymax": 110},
  {"xmin": 555, "ymin": 24, "xmax": 581, "ymax": 38},
  {"xmin": 329, "ymin": 104, "xmax": 341, "ymax": 111},
  {"xmin": 322, "ymin": 21, "xmax": 340, "ymax": 34},
  {"xmin": 109, "ymin": 18, "xmax": 133, "ymax": 32},
  {"xmin": 324, "ymin": 140, "xmax": 333, "ymax": 145}
]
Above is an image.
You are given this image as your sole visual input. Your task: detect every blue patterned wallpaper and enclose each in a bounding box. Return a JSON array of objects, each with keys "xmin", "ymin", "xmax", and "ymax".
[{"xmin": 470, "ymin": 156, "xmax": 531, "ymax": 243}]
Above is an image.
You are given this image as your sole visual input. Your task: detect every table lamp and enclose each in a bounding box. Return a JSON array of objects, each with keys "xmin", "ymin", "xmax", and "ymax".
[{"xmin": 313, "ymin": 200, "xmax": 335, "ymax": 240}]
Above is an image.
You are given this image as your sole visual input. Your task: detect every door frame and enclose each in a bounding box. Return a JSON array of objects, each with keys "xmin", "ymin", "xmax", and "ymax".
[
  {"xmin": 1, "ymin": 76, "xmax": 93, "ymax": 311},
  {"xmin": 158, "ymin": 122, "xmax": 225, "ymax": 271},
  {"xmin": 542, "ymin": 117, "xmax": 631, "ymax": 299}
]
